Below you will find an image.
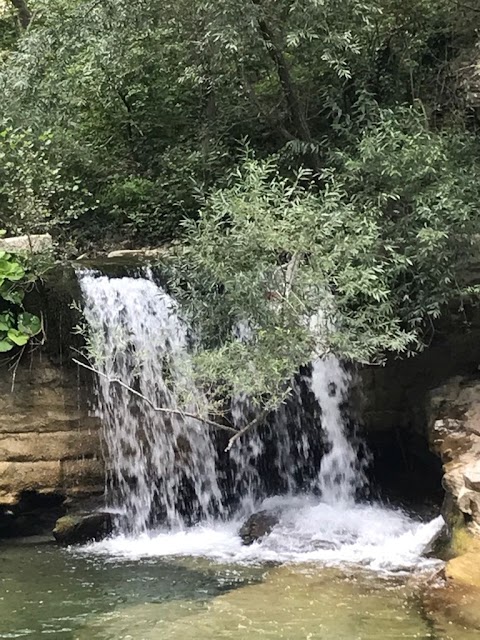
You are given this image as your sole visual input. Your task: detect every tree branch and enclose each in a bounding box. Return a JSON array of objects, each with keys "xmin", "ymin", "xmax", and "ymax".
[
  {"xmin": 72, "ymin": 357, "xmax": 238, "ymax": 435},
  {"xmin": 456, "ymin": 1, "xmax": 480, "ymax": 13},
  {"xmin": 10, "ymin": 0, "xmax": 32, "ymax": 30},
  {"xmin": 284, "ymin": 252, "xmax": 302, "ymax": 300},
  {"xmin": 224, "ymin": 409, "xmax": 271, "ymax": 452},
  {"xmin": 240, "ymin": 67, "xmax": 297, "ymax": 142}
]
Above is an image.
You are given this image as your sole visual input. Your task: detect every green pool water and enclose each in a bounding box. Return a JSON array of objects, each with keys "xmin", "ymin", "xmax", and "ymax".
[{"xmin": 0, "ymin": 538, "xmax": 477, "ymax": 640}]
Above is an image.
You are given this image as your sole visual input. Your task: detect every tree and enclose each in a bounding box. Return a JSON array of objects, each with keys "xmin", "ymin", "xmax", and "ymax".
[
  {"xmin": 169, "ymin": 108, "xmax": 480, "ymax": 409},
  {"xmin": 0, "ymin": 0, "xmax": 472, "ymax": 250}
]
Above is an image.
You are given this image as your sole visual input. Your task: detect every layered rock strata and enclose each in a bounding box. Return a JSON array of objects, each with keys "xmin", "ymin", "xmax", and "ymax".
[
  {"xmin": 428, "ymin": 376, "xmax": 480, "ymax": 532},
  {"xmin": 0, "ymin": 355, "xmax": 103, "ymax": 508}
]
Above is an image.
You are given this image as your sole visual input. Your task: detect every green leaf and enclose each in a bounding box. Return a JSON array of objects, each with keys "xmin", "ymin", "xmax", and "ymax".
[
  {"xmin": 4, "ymin": 263, "xmax": 25, "ymax": 281},
  {"xmin": 7, "ymin": 329, "xmax": 29, "ymax": 346},
  {"xmin": 0, "ymin": 312, "xmax": 13, "ymax": 331},
  {"xmin": 1, "ymin": 288, "xmax": 25, "ymax": 304},
  {"xmin": 0, "ymin": 339, "xmax": 13, "ymax": 352},
  {"xmin": 18, "ymin": 312, "xmax": 41, "ymax": 336}
]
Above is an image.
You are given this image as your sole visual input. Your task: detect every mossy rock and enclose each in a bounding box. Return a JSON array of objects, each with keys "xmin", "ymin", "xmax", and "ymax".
[
  {"xmin": 53, "ymin": 512, "xmax": 115, "ymax": 545},
  {"xmin": 446, "ymin": 552, "xmax": 480, "ymax": 588}
]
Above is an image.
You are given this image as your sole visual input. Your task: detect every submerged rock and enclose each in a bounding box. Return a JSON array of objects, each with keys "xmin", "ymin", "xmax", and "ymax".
[
  {"xmin": 239, "ymin": 510, "xmax": 279, "ymax": 545},
  {"xmin": 422, "ymin": 549, "xmax": 480, "ymax": 633},
  {"xmin": 53, "ymin": 512, "xmax": 116, "ymax": 545}
]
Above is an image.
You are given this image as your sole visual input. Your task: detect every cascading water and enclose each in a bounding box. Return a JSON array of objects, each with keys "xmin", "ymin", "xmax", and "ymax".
[
  {"xmin": 309, "ymin": 356, "xmax": 365, "ymax": 504},
  {"xmin": 78, "ymin": 270, "xmax": 225, "ymax": 533},
  {"xmin": 78, "ymin": 269, "xmax": 444, "ymax": 571}
]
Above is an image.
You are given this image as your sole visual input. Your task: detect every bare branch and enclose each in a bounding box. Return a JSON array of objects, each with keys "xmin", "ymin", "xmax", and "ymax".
[
  {"xmin": 284, "ymin": 252, "xmax": 302, "ymax": 300},
  {"xmin": 224, "ymin": 409, "xmax": 270, "ymax": 452},
  {"xmin": 72, "ymin": 357, "xmax": 238, "ymax": 435}
]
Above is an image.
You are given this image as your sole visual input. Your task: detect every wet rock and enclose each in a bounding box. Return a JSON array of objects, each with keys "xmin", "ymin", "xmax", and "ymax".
[
  {"xmin": 239, "ymin": 510, "xmax": 279, "ymax": 545},
  {"xmin": 423, "ymin": 522, "xmax": 450, "ymax": 558},
  {"xmin": 53, "ymin": 512, "xmax": 116, "ymax": 545},
  {"xmin": 445, "ymin": 551, "xmax": 480, "ymax": 587},
  {"xmin": 6, "ymin": 492, "xmax": 65, "ymax": 537},
  {"xmin": 423, "ymin": 543, "xmax": 480, "ymax": 632}
]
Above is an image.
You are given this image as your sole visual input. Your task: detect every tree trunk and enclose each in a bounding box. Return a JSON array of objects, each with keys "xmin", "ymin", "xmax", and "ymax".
[
  {"xmin": 251, "ymin": 0, "xmax": 320, "ymax": 171},
  {"xmin": 10, "ymin": 0, "xmax": 32, "ymax": 30}
]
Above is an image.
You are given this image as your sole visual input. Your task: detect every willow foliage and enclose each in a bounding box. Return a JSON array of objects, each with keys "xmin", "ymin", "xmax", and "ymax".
[{"xmin": 172, "ymin": 107, "xmax": 480, "ymax": 403}]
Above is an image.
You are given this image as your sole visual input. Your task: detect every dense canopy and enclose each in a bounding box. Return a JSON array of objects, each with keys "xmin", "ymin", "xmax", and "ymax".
[{"xmin": 1, "ymin": 0, "xmax": 480, "ymax": 403}]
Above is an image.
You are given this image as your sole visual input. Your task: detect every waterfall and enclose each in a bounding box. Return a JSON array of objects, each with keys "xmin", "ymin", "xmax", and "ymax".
[
  {"xmin": 78, "ymin": 270, "xmax": 366, "ymax": 531},
  {"xmin": 78, "ymin": 269, "xmax": 444, "ymax": 572},
  {"xmin": 309, "ymin": 356, "xmax": 365, "ymax": 504},
  {"xmin": 78, "ymin": 270, "xmax": 225, "ymax": 533}
]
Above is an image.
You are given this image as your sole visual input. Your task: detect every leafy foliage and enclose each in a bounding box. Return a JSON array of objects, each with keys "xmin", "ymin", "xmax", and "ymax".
[
  {"xmin": 172, "ymin": 112, "xmax": 480, "ymax": 403},
  {"xmin": 1, "ymin": 0, "xmax": 475, "ymax": 249},
  {"xmin": 0, "ymin": 124, "xmax": 95, "ymax": 236},
  {"xmin": 2, "ymin": 0, "xmax": 480, "ymax": 401},
  {"xmin": 0, "ymin": 236, "xmax": 42, "ymax": 352}
]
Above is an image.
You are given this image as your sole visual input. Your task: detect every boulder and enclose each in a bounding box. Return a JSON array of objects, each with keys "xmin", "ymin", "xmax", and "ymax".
[
  {"xmin": 0, "ymin": 234, "xmax": 52, "ymax": 253},
  {"xmin": 239, "ymin": 510, "xmax": 279, "ymax": 546},
  {"xmin": 422, "ymin": 521, "xmax": 450, "ymax": 558},
  {"xmin": 464, "ymin": 462, "xmax": 480, "ymax": 493},
  {"xmin": 53, "ymin": 512, "xmax": 116, "ymax": 545}
]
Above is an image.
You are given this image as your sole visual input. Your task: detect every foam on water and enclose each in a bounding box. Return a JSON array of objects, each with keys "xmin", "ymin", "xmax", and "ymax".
[{"xmin": 83, "ymin": 496, "xmax": 444, "ymax": 572}]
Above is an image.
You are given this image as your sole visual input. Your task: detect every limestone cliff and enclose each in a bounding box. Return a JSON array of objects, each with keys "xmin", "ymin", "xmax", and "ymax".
[
  {"xmin": 428, "ymin": 376, "xmax": 480, "ymax": 534},
  {"xmin": 0, "ymin": 354, "xmax": 103, "ymax": 508}
]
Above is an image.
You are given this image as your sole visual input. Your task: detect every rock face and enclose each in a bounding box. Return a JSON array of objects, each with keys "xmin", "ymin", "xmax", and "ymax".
[
  {"xmin": 428, "ymin": 376, "xmax": 480, "ymax": 531},
  {"xmin": 53, "ymin": 511, "xmax": 115, "ymax": 545},
  {"xmin": 0, "ymin": 354, "xmax": 103, "ymax": 526},
  {"xmin": 239, "ymin": 511, "xmax": 279, "ymax": 545}
]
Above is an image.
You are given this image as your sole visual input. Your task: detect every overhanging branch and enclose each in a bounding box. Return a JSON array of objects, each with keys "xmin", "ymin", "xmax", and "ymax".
[
  {"xmin": 73, "ymin": 357, "xmax": 269, "ymax": 449},
  {"xmin": 224, "ymin": 408, "xmax": 271, "ymax": 452},
  {"xmin": 73, "ymin": 357, "xmax": 238, "ymax": 435}
]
